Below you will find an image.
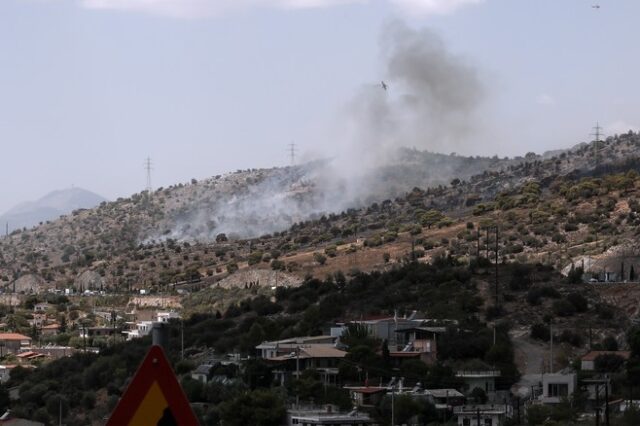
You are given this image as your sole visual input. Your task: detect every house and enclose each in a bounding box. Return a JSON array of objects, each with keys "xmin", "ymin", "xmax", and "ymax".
[
  {"xmin": 80, "ymin": 327, "xmax": 116, "ymax": 339},
  {"xmin": 40, "ymin": 324, "xmax": 60, "ymax": 337},
  {"xmin": 540, "ymin": 372, "xmax": 577, "ymax": 404},
  {"xmin": 345, "ymin": 386, "xmax": 387, "ymax": 407},
  {"xmin": 33, "ymin": 303, "xmax": 51, "ymax": 313},
  {"xmin": 344, "ymin": 316, "xmax": 421, "ymax": 349},
  {"xmin": 123, "ymin": 321, "xmax": 154, "ymax": 340},
  {"xmin": 0, "ymin": 334, "xmax": 32, "ymax": 355},
  {"xmin": 392, "ymin": 326, "xmax": 443, "ymax": 364},
  {"xmin": 266, "ymin": 345, "xmax": 346, "ymax": 385},
  {"xmin": 0, "ymin": 366, "xmax": 17, "ymax": 384},
  {"xmin": 15, "ymin": 352, "xmax": 45, "ymax": 363},
  {"xmin": 425, "ymin": 389, "xmax": 465, "ymax": 410},
  {"xmin": 456, "ymin": 370, "xmax": 501, "ymax": 394},
  {"xmin": 256, "ymin": 336, "xmax": 337, "ymax": 359},
  {"xmin": 339, "ymin": 317, "xmax": 451, "ymax": 362},
  {"xmin": 287, "ymin": 406, "xmax": 373, "ymax": 426},
  {"xmin": 454, "ymin": 404, "xmax": 513, "ymax": 426},
  {"xmin": 30, "ymin": 346, "xmax": 76, "ymax": 359},
  {"xmin": 581, "ymin": 351, "xmax": 631, "ymax": 371},
  {"xmin": 156, "ymin": 311, "xmax": 180, "ymax": 323},
  {"xmin": 28, "ymin": 314, "xmax": 47, "ymax": 328},
  {"xmin": 191, "ymin": 364, "xmax": 214, "ymax": 384}
]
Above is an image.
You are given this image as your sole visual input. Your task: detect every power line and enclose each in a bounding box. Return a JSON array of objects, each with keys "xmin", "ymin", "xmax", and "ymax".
[
  {"xmin": 287, "ymin": 143, "xmax": 296, "ymax": 166},
  {"xmin": 144, "ymin": 157, "xmax": 153, "ymax": 193},
  {"xmin": 591, "ymin": 122, "xmax": 604, "ymax": 169}
]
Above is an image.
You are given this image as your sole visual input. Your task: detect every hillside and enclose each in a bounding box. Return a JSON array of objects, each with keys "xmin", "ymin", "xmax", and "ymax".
[{"xmin": 1, "ymin": 132, "xmax": 639, "ymax": 297}]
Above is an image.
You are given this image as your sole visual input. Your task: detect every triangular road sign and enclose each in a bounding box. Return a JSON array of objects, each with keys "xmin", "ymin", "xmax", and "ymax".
[{"xmin": 107, "ymin": 345, "xmax": 199, "ymax": 426}]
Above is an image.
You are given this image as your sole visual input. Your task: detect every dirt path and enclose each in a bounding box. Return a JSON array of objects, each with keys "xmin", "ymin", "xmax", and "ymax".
[
  {"xmin": 511, "ymin": 329, "xmax": 547, "ymax": 376},
  {"xmin": 510, "ymin": 327, "xmax": 548, "ymax": 397}
]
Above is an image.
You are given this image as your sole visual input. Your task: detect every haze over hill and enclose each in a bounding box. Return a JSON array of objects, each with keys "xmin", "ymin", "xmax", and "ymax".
[{"xmin": 0, "ymin": 187, "xmax": 107, "ymax": 233}]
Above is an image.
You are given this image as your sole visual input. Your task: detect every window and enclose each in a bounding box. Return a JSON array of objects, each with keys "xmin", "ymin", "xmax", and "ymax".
[
  {"xmin": 463, "ymin": 419, "xmax": 471, "ymax": 426},
  {"xmin": 548, "ymin": 383, "xmax": 569, "ymax": 397}
]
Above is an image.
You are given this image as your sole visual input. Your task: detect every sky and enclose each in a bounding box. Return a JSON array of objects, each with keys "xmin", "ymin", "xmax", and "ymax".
[{"xmin": 0, "ymin": 0, "xmax": 639, "ymax": 212}]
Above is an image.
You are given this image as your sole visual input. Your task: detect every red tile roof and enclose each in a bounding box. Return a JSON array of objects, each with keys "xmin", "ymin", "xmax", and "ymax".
[
  {"xmin": 581, "ymin": 351, "xmax": 631, "ymax": 361},
  {"xmin": 0, "ymin": 333, "xmax": 31, "ymax": 341}
]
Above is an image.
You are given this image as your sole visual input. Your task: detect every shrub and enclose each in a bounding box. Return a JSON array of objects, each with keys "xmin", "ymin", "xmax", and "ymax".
[
  {"xmin": 531, "ymin": 323, "xmax": 550, "ymax": 342},
  {"xmin": 553, "ymin": 299, "xmax": 576, "ymax": 317},
  {"xmin": 566, "ymin": 293, "xmax": 588, "ymax": 312},
  {"xmin": 313, "ymin": 253, "xmax": 327, "ymax": 265},
  {"xmin": 594, "ymin": 354, "xmax": 625, "ymax": 373}
]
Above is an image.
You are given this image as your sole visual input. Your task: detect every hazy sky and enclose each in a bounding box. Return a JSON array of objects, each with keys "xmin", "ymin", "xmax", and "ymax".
[{"xmin": 1, "ymin": 0, "xmax": 639, "ymax": 212}]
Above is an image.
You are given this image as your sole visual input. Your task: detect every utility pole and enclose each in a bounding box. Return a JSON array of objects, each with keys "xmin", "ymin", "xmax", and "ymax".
[
  {"xmin": 591, "ymin": 123, "xmax": 604, "ymax": 169},
  {"xmin": 595, "ymin": 382, "xmax": 600, "ymax": 426},
  {"xmin": 549, "ymin": 322, "xmax": 553, "ymax": 373},
  {"xmin": 296, "ymin": 345, "xmax": 300, "ymax": 408},
  {"xmin": 391, "ymin": 383, "xmax": 395, "ymax": 426},
  {"xmin": 486, "ymin": 228, "xmax": 490, "ymax": 258},
  {"xmin": 181, "ymin": 319, "xmax": 184, "ymax": 361},
  {"xmin": 144, "ymin": 157, "xmax": 153, "ymax": 193},
  {"xmin": 495, "ymin": 226, "xmax": 499, "ymax": 307},
  {"xmin": 288, "ymin": 143, "xmax": 296, "ymax": 166},
  {"xmin": 605, "ymin": 375, "xmax": 610, "ymax": 426}
]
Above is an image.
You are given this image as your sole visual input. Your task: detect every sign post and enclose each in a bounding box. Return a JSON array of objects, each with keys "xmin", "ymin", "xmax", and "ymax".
[{"xmin": 106, "ymin": 345, "xmax": 199, "ymax": 426}]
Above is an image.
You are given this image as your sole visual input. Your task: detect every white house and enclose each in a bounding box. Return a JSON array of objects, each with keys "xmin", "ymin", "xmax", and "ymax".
[
  {"xmin": 540, "ymin": 372, "xmax": 577, "ymax": 404},
  {"xmin": 124, "ymin": 321, "xmax": 154, "ymax": 340},
  {"xmin": 287, "ymin": 406, "xmax": 373, "ymax": 426},
  {"xmin": 455, "ymin": 404, "xmax": 513, "ymax": 426},
  {"xmin": 256, "ymin": 336, "xmax": 337, "ymax": 359},
  {"xmin": 456, "ymin": 370, "xmax": 501, "ymax": 394},
  {"xmin": 156, "ymin": 311, "xmax": 180, "ymax": 323}
]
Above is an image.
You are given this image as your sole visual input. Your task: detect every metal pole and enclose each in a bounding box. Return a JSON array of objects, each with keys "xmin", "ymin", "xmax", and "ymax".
[
  {"xmin": 493, "ymin": 324, "xmax": 496, "ymax": 346},
  {"xmin": 605, "ymin": 376, "xmax": 610, "ymax": 426},
  {"xmin": 549, "ymin": 323, "xmax": 553, "ymax": 373},
  {"xmin": 477, "ymin": 407, "xmax": 481, "ymax": 426},
  {"xmin": 595, "ymin": 383, "xmax": 600, "ymax": 426},
  {"xmin": 391, "ymin": 385, "xmax": 395, "ymax": 426},
  {"xmin": 152, "ymin": 322, "xmax": 169, "ymax": 349},
  {"xmin": 495, "ymin": 226, "xmax": 499, "ymax": 306},
  {"xmin": 181, "ymin": 319, "xmax": 184, "ymax": 361},
  {"xmin": 296, "ymin": 346, "xmax": 300, "ymax": 408}
]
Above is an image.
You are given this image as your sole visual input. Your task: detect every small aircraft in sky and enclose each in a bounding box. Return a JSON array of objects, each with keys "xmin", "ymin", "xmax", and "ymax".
[
  {"xmin": 592, "ymin": 4, "xmax": 600, "ymax": 8},
  {"xmin": 381, "ymin": 81, "xmax": 388, "ymax": 91}
]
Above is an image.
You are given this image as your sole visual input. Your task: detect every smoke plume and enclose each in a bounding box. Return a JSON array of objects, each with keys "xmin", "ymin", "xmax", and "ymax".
[{"xmin": 161, "ymin": 22, "xmax": 488, "ymax": 240}]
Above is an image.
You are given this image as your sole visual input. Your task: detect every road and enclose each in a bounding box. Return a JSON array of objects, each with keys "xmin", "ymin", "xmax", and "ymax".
[{"xmin": 510, "ymin": 328, "xmax": 549, "ymax": 398}]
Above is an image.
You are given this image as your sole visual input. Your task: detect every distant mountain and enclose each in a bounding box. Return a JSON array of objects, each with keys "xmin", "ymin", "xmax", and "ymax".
[{"xmin": 0, "ymin": 187, "xmax": 107, "ymax": 233}]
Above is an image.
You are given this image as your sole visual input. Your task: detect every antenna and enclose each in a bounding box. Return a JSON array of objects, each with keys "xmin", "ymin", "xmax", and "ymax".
[
  {"xmin": 591, "ymin": 122, "xmax": 604, "ymax": 168},
  {"xmin": 287, "ymin": 143, "xmax": 296, "ymax": 166},
  {"xmin": 144, "ymin": 157, "xmax": 153, "ymax": 193}
]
